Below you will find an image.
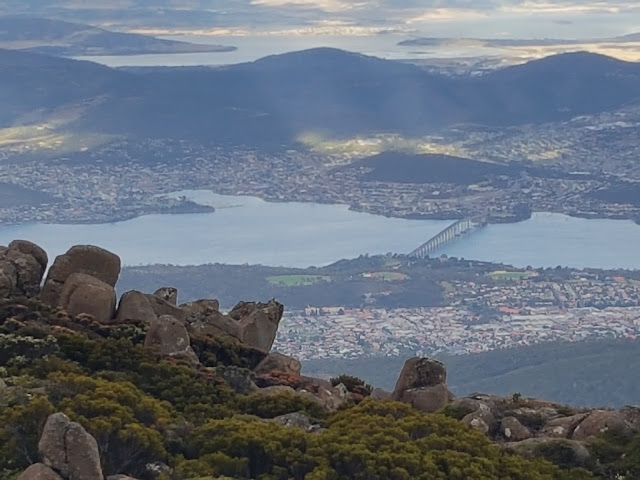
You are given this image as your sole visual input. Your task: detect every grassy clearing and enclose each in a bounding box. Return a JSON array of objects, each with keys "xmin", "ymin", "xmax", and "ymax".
[
  {"xmin": 364, "ymin": 271, "xmax": 410, "ymax": 282},
  {"xmin": 267, "ymin": 274, "xmax": 332, "ymax": 287},
  {"xmin": 487, "ymin": 271, "xmax": 528, "ymax": 280}
]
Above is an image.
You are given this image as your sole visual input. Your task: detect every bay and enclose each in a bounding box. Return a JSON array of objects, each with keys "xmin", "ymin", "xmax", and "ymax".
[{"xmin": 0, "ymin": 192, "xmax": 639, "ymax": 270}]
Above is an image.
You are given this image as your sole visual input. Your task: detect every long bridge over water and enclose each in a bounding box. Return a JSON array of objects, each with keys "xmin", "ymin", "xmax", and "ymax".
[{"xmin": 408, "ymin": 215, "xmax": 488, "ymax": 258}]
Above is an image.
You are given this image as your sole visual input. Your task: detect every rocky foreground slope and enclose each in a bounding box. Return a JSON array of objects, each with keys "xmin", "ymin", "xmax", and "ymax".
[{"xmin": 1, "ymin": 240, "xmax": 639, "ymax": 479}]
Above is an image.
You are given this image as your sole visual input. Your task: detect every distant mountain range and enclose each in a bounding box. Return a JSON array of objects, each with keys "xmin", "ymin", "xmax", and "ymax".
[
  {"xmin": 0, "ymin": 16, "xmax": 235, "ymax": 56},
  {"xmin": 2, "ymin": 47, "xmax": 640, "ymax": 149}
]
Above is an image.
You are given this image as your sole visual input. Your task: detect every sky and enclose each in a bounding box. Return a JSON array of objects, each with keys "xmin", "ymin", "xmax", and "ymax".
[{"xmin": 4, "ymin": 0, "xmax": 640, "ymax": 38}]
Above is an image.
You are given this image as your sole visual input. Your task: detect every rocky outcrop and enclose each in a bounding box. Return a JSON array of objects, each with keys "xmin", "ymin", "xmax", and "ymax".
[
  {"xmin": 230, "ymin": 299, "xmax": 284, "ymax": 351},
  {"xmin": 41, "ymin": 245, "xmax": 120, "ymax": 307},
  {"xmin": 214, "ymin": 365, "xmax": 258, "ymax": 394},
  {"xmin": 272, "ymin": 412, "xmax": 322, "ymax": 432},
  {"xmin": 0, "ymin": 240, "xmax": 48, "ymax": 297},
  {"xmin": 144, "ymin": 315, "xmax": 199, "ymax": 365},
  {"xmin": 59, "ymin": 273, "xmax": 116, "ymax": 324},
  {"xmin": 500, "ymin": 416, "xmax": 532, "ymax": 441},
  {"xmin": 255, "ymin": 372, "xmax": 350, "ymax": 411},
  {"xmin": 145, "ymin": 294, "xmax": 186, "ymax": 324},
  {"xmin": 392, "ymin": 357, "xmax": 450, "ymax": 413},
  {"xmin": 254, "ymin": 352, "xmax": 302, "ymax": 375},
  {"xmin": 38, "ymin": 413, "xmax": 103, "ymax": 480}
]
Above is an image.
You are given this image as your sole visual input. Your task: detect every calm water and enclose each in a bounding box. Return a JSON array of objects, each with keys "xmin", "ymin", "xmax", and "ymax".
[{"xmin": 1, "ymin": 192, "xmax": 640, "ymax": 270}]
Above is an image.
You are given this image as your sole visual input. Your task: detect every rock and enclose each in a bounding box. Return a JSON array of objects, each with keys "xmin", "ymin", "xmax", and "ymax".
[
  {"xmin": 506, "ymin": 438, "xmax": 591, "ymax": 467},
  {"xmin": 59, "ymin": 273, "xmax": 117, "ymax": 324},
  {"xmin": 392, "ymin": 357, "xmax": 447, "ymax": 399},
  {"xmin": 462, "ymin": 404, "xmax": 497, "ymax": 435},
  {"xmin": 230, "ymin": 299, "xmax": 284, "ymax": 351},
  {"xmin": 272, "ymin": 412, "xmax": 313, "ymax": 431},
  {"xmin": 0, "ymin": 260, "xmax": 16, "ymax": 297},
  {"xmin": 18, "ymin": 464, "xmax": 64, "ymax": 480},
  {"xmin": 215, "ymin": 365, "xmax": 258, "ymax": 394},
  {"xmin": 392, "ymin": 357, "xmax": 449, "ymax": 413},
  {"xmin": 183, "ymin": 299, "xmax": 242, "ymax": 342},
  {"xmin": 9, "ymin": 240, "xmax": 48, "ymax": 271},
  {"xmin": 620, "ymin": 406, "xmax": 640, "ymax": 431},
  {"xmin": 144, "ymin": 462, "xmax": 172, "ymax": 480},
  {"xmin": 299, "ymin": 382, "xmax": 349, "ymax": 412},
  {"xmin": 400, "ymin": 383, "xmax": 450, "ymax": 414},
  {"xmin": 540, "ymin": 413, "xmax": 588, "ymax": 439},
  {"xmin": 370, "ymin": 388, "xmax": 392, "ymax": 401},
  {"xmin": 153, "ymin": 287, "xmax": 178, "ymax": 305},
  {"xmin": 107, "ymin": 476, "xmax": 138, "ymax": 480},
  {"xmin": 38, "ymin": 412, "xmax": 103, "ymax": 480},
  {"xmin": 144, "ymin": 315, "xmax": 199, "ymax": 365},
  {"xmin": 116, "ymin": 290, "xmax": 157, "ymax": 325},
  {"xmin": 501, "ymin": 416, "xmax": 532, "ymax": 441},
  {"xmin": 254, "ymin": 353, "xmax": 302, "ymax": 376},
  {"xmin": 145, "ymin": 294, "xmax": 187, "ymax": 324},
  {"xmin": 4, "ymin": 248, "xmax": 44, "ymax": 296},
  {"xmin": 42, "ymin": 245, "xmax": 120, "ymax": 306},
  {"xmin": 572, "ymin": 410, "xmax": 633, "ymax": 440}
]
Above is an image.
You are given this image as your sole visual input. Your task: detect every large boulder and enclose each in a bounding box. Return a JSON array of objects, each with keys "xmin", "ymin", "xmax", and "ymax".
[
  {"xmin": 18, "ymin": 464, "xmax": 64, "ymax": 480},
  {"xmin": 462, "ymin": 403, "xmax": 497, "ymax": 434},
  {"xmin": 400, "ymin": 383, "xmax": 450, "ymax": 414},
  {"xmin": 116, "ymin": 290, "xmax": 157, "ymax": 325},
  {"xmin": 540, "ymin": 413, "xmax": 588, "ymax": 439},
  {"xmin": 392, "ymin": 357, "xmax": 447, "ymax": 398},
  {"xmin": 58, "ymin": 273, "xmax": 117, "ymax": 324},
  {"xmin": 215, "ymin": 365, "xmax": 258, "ymax": 394},
  {"xmin": 38, "ymin": 412, "xmax": 103, "ymax": 480},
  {"xmin": 153, "ymin": 287, "xmax": 178, "ymax": 305},
  {"xmin": 572, "ymin": 410, "xmax": 633, "ymax": 440},
  {"xmin": 392, "ymin": 357, "xmax": 449, "ymax": 413},
  {"xmin": 0, "ymin": 259, "xmax": 16, "ymax": 297},
  {"xmin": 501, "ymin": 416, "xmax": 532, "ymax": 442},
  {"xmin": 9, "ymin": 240, "xmax": 48, "ymax": 272},
  {"xmin": 254, "ymin": 353, "xmax": 302, "ymax": 376},
  {"xmin": 506, "ymin": 438, "xmax": 591, "ymax": 467},
  {"xmin": 144, "ymin": 315, "xmax": 199, "ymax": 365},
  {"xmin": 230, "ymin": 299, "xmax": 284, "ymax": 351},
  {"xmin": 183, "ymin": 299, "xmax": 242, "ymax": 342},
  {"xmin": 41, "ymin": 245, "xmax": 120, "ymax": 306},
  {"xmin": 0, "ymin": 240, "xmax": 48, "ymax": 297}
]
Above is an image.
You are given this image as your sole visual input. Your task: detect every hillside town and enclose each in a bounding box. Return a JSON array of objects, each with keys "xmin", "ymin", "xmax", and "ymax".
[{"xmin": 274, "ymin": 304, "xmax": 640, "ymax": 360}]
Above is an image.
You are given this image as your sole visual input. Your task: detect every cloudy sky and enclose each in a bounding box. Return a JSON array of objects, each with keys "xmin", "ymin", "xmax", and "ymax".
[{"xmin": 223, "ymin": 0, "xmax": 640, "ymax": 37}]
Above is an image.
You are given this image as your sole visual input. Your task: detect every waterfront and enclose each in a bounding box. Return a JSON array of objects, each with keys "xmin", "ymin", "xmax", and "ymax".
[{"xmin": 1, "ymin": 192, "xmax": 640, "ymax": 269}]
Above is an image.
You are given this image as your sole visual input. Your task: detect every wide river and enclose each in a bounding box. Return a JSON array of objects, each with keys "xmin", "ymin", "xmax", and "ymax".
[{"xmin": 1, "ymin": 191, "xmax": 639, "ymax": 270}]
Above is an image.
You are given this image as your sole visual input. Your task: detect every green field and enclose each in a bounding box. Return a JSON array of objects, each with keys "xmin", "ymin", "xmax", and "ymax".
[
  {"xmin": 365, "ymin": 271, "xmax": 410, "ymax": 282},
  {"xmin": 488, "ymin": 271, "xmax": 528, "ymax": 280},
  {"xmin": 267, "ymin": 274, "xmax": 332, "ymax": 287}
]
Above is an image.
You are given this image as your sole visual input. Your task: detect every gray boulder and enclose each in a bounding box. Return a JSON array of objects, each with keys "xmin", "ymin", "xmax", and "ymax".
[
  {"xmin": 59, "ymin": 273, "xmax": 116, "ymax": 324},
  {"xmin": 144, "ymin": 315, "xmax": 199, "ymax": 365},
  {"xmin": 183, "ymin": 299, "xmax": 242, "ymax": 342},
  {"xmin": 392, "ymin": 357, "xmax": 447, "ymax": 398},
  {"xmin": 230, "ymin": 299, "xmax": 284, "ymax": 351},
  {"xmin": 215, "ymin": 365, "xmax": 258, "ymax": 394},
  {"xmin": 18, "ymin": 464, "xmax": 64, "ymax": 480},
  {"xmin": 41, "ymin": 245, "xmax": 120, "ymax": 306},
  {"xmin": 116, "ymin": 290, "xmax": 157, "ymax": 325},
  {"xmin": 153, "ymin": 287, "xmax": 178, "ymax": 305},
  {"xmin": 145, "ymin": 294, "xmax": 187, "ymax": 324},
  {"xmin": 400, "ymin": 384, "xmax": 450, "ymax": 414},
  {"xmin": 540, "ymin": 413, "xmax": 588, "ymax": 439},
  {"xmin": 38, "ymin": 412, "xmax": 103, "ymax": 480},
  {"xmin": 9, "ymin": 240, "xmax": 48, "ymax": 272},
  {"xmin": 462, "ymin": 403, "xmax": 497, "ymax": 434},
  {"xmin": 572, "ymin": 410, "xmax": 633, "ymax": 440},
  {"xmin": 254, "ymin": 353, "xmax": 302, "ymax": 375},
  {"xmin": 0, "ymin": 260, "xmax": 16, "ymax": 297},
  {"xmin": 501, "ymin": 416, "xmax": 532, "ymax": 441}
]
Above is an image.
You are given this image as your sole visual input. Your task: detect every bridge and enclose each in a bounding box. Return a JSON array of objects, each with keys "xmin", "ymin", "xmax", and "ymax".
[{"xmin": 408, "ymin": 215, "xmax": 488, "ymax": 259}]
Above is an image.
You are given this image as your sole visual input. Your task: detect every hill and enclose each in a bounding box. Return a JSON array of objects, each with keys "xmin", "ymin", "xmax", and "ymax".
[
  {"xmin": 303, "ymin": 338, "xmax": 640, "ymax": 408},
  {"xmin": 3, "ymin": 48, "xmax": 640, "ymax": 149},
  {"xmin": 0, "ymin": 239, "xmax": 602, "ymax": 480},
  {"xmin": 0, "ymin": 16, "xmax": 236, "ymax": 56}
]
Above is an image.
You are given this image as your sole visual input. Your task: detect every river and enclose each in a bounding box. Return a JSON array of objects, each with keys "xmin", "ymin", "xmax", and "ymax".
[{"xmin": 1, "ymin": 192, "xmax": 639, "ymax": 270}]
